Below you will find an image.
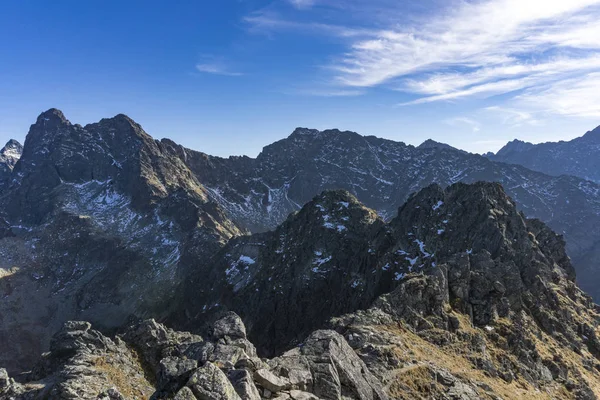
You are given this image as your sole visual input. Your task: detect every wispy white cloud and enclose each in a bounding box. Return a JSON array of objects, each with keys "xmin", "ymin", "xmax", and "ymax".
[
  {"xmin": 196, "ymin": 63, "xmax": 243, "ymax": 76},
  {"xmin": 289, "ymin": 88, "xmax": 365, "ymax": 97},
  {"xmin": 288, "ymin": 0, "xmax": 317, "ymax": 10},
  {"xmin": 444, "ymin": 117, "xmax": 481, "ymax": 132},
  {"xmin": 241, "ymin": 0, "xmax": 600, "ymax": 119},
  {"xmin": 245, "ymin": 0, "xmax": 600, "ymax": 117},
  {"xmin": 243, "ymin": 10, "xmax": 376, "ymax": 38},
  {"xmin": 515, "ymin": 73, "xmax": 600, "ymax": 117},
  {"xmin": 196, "ymin": 55, "xmax": 243, "ymax": 76},
  {"xmin": 483, "ymin": 106, "xmax": 543, "ymax": 127},
  {"xmin": 333, "ymin": 0, "xmax": 600, "ymax": 88}
]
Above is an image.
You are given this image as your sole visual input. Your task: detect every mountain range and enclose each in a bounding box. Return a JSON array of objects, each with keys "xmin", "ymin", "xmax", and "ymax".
[{"xmin": 1, "ymin": 109, "xmax": 600, "ymax": 399}]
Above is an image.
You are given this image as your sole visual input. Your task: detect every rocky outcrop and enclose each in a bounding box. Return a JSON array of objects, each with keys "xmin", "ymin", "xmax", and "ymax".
[{"xmin": 1, "ymin": 314, "xmax": 388, "ymax": 400}]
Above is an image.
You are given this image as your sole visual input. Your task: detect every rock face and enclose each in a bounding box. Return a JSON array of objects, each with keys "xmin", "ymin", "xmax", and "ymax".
[
  {"xmin": 489, "ymin": 126, "xmax": 600, "ymax": 184},
  {"xmin": 4, "ymin": 182, "xmax": 600, "ymax": 399}
]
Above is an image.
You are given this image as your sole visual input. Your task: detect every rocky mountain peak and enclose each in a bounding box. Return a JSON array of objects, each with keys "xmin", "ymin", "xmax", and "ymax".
[
  {"xmin": 35, "ymin": 107, "xmax": 70, "ymax": 126},
  {"xmin": 298, "ymin": 189, "xmax": 381, "ymax": 230},
  {"xmin": 0, "ymin": 139, "xmax": 22, "ymax": 166},
  {"xmin": 289, "ymin": 127, "xmax": 321, "ymax": 137},
  {"xmin": 494, "ymin": 138, "xmax": 535, "ymax": 157},
  {"xmin": 581, "ymin": 124, "xmax": 600, "ymax": 142},
  {"xmin": 417, "ymin": 139, "xmax": 457, "ymax": 151}
]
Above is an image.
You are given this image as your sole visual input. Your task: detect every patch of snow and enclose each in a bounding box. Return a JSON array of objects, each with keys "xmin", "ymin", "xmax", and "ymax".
[
  {"xmin": 312, "ymin": 255, "xmax": 332, "ymax": 267},
  {"xmin": 432, "ymin": 200, "xmax": 444, "ymax": 210},
  {"xmin": 414, "ymin": 239, "xmax": 432, "ymax": 257},
  {"xmin": 238, "ymin": 255, "xmax": 256, "ymax": 265}
]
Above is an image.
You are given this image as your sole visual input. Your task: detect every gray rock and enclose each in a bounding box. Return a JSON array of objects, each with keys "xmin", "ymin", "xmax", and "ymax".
[
  {"xmin": 175, "ymin": 386, "xmax": 198, "ymax": 400},
  {"xmin": 254, "ymin": 368, "xmax": 291, "ymax": 393},
  {"xmin": 97, "ymin": 387, "xmax": 126, "ymax": 400},
  {"xmin": 289, "ymin": 390, "xmax": 319, "ymax": 400},
  {"xmin": 187, "ymin": 362, "xmax": 241, "ymax": 400},
  {"xmin": 210, "ymin": 344, "xmax": 246, "ymax": 367},
  {"xmin": 300, "ymin": 330, "xmax": 387, "ymax": 400},
  {"xmin": 447, "ymin": 382, "xmax": 480, "ymax": 400},
  {"xmin": 228, "ymin": 369, "xmax": 261, "ymax": 400},
  {"xmin": 158, "ymin": 356, "xmax": 199, "ymax": 393},
  {"xmin": 0, "ymin": 368, "xmax": 10, "ymax": 389},
  {"xmin": 213, "ymin": 312, "xmax": 247, "ymax": 340}
]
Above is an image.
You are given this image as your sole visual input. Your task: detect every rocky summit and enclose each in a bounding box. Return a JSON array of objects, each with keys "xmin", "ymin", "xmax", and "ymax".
[
  {"xmin": 3, "ymin": 182, "xmax": 600, "ymax": 399},
  {"xmin": 1, "ymin": 110, "xmax": 600, "ymax": 399}
]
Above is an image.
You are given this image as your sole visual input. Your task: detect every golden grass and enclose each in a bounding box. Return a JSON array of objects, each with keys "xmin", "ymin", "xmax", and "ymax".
[
  {"xmin": 373, "ymin": 313, "xmax": 586, "ymax": 400},
  {"xmin": 92, "ymin": 350, "xmax": 154, "ymax": 400}
]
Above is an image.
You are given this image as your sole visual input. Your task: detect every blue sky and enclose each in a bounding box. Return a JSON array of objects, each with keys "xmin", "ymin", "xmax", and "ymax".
[{"xmin": 1, "ymin": 0, "xmax": 600, "ymax": 156}]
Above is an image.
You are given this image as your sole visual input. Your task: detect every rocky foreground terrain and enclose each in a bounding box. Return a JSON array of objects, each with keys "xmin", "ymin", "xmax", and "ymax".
[
  {"xmin": 1, "ymin": 110, "xmax": 600, "ymax": 399},
  {"xmin": 2, "ymin": 181, "xmax": 600, "ymax": 399}
]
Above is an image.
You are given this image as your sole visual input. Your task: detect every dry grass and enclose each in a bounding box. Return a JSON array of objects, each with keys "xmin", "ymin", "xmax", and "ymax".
[
  {"xmin": 373, "ymin": 313, "xmax": 586, "ymax": 400},
  {"xmin": 92, "ymin": 349, "xmax": 154, "ymax": 400}
]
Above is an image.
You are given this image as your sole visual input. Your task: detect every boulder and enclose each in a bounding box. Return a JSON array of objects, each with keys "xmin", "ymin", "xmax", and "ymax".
[
  {"xmin": 290, "ymin": 390, "xmax": 319, "ymax": 400},
  {"xmin": 0, "ymin": 368, "xmax": 11, "ymax": 389},
  {"xmin": 254, "ymin": 368, "xmax": 291, "ymax": 392},
  {"xmin": 300, "ymin": 330, "xmax": 388, "ymax": 400},
  {"xmin": 186, "ymin": 362, "xmax": 241, "ymax": 400},
  {"xmin": 175, "ymin": 386, "xmax": 198, "ymax": 400},
  {"xmin": 158, "ymin": 356, "xmax": 199, "ymax": 393},
  {"xmin": 213, "ymin": 312, "xmax": 247, "ymax": 340},
  {"xmin": 228, "ymin": 369, "xmax": 261, "ymax": 400}
]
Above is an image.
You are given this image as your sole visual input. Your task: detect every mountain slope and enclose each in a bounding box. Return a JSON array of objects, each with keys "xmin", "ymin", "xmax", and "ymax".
[
  {"xmin": 488, "ymin": 125, "xmax": 600, "ymax": 183},
  {"xmin": 0, "ymin": 109, "xmax": 242, "ymax": 374},
  {"xmin": 169, "ymin": 127, "xmax": 600, "ymax": 300},
  {"xmin": 5, "ymin": 182, "xmax": 600, "ymax": 399}
]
